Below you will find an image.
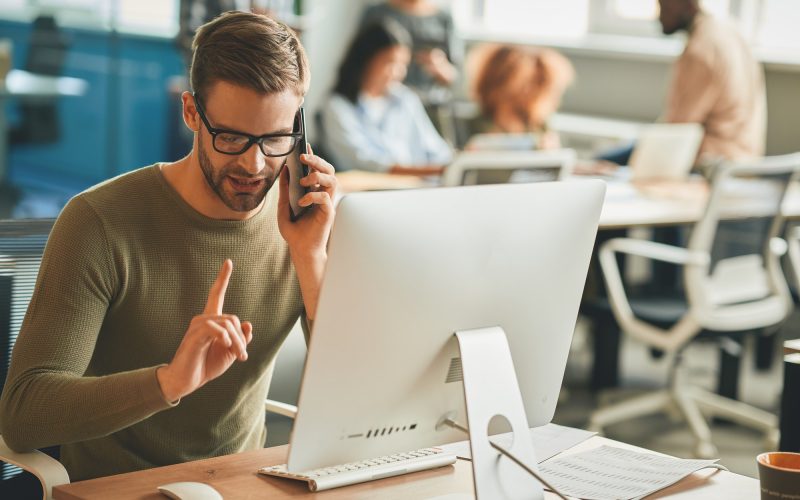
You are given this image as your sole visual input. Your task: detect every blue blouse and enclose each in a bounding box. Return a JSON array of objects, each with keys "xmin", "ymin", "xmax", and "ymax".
[{"xmin": 320, "ymin": 84, "xmax": 453, "ymax": 173}]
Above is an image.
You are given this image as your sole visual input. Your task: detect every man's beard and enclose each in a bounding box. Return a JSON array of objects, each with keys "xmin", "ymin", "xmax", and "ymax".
[{"xmin": 198, "ymin": 139, "xmax": 278, "ymax": 212}]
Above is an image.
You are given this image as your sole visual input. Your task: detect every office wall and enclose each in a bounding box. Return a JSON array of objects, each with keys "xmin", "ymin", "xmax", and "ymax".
[{"xmin": 557, "ymin": 52, "xmax": 800, "ymax": 155}]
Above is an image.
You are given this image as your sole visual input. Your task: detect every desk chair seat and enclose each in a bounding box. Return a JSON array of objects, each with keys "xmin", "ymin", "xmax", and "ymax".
[{"xmin": 587, "ymin": 154, "xmax": 800, "ymax": 458}]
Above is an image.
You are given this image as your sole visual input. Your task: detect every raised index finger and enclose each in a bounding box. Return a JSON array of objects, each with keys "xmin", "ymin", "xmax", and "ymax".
[{"xmin": 204, "ymin": 259, "xmax": 232, "ymax": 315}]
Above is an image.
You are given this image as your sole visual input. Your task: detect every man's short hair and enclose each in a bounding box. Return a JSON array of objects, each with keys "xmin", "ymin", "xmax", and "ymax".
[{"xmin": 190, "ymin": 11, "xmax": 310, "ymax": 99}]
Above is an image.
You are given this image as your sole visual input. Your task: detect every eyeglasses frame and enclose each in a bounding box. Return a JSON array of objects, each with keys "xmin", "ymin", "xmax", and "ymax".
[{"xmin": 192, "ymin": 93, "xmax": 303, "ymax": 157}]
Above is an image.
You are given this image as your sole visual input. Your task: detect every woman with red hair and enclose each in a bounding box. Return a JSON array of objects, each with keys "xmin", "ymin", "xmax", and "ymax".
[{"xmin": 469, "ymin": 44, "xmax": 574, "ymax": 149}]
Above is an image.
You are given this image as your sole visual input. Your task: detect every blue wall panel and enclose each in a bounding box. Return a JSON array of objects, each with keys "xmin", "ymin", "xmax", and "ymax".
[{"xmin": 0, "ymin": 19, "xmax": 185, "ymax": 192}]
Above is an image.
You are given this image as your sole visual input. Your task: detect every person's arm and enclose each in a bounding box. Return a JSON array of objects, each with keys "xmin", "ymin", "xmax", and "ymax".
[
  {"xmin": 416, "ymin": 49, "xmax": 458, "ymax": 87},
  {"xmin": 416, "ymin": 10, "xmax": 460, "ymax": 86},
  {"xmin": 0, "ymin": 198, "xmax": 176, "ymax": 451},
  {"xmin": 663, "ymin": 49, "xmax": 719, "ymax": 124}
]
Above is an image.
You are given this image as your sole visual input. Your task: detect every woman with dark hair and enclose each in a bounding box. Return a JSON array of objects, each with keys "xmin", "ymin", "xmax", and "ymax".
[
  {"xmin": 320, "ymin": 20, "xmax": 452, "ymax": 176},
  {"xmin": 360, "ymin": 0, "xmax": 461, "ymax": 98}
]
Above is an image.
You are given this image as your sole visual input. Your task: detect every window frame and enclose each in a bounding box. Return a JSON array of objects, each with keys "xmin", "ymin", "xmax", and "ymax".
[
  {"xmin": 453, "ymin": 0, "xmax": 800, "ymax": 72},
  {"xmin": 0, "ymin": 0, "xmax": 180, "ymax": 39}
]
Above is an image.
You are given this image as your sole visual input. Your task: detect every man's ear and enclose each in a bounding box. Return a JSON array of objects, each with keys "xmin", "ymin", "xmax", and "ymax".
[{"xmin": 181, "ymin": 91, "xmax": 200, "ymax": 132}]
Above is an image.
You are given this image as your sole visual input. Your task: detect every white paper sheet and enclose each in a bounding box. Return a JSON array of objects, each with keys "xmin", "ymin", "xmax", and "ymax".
[
  {"xmin": 439, "ymin": 423, "xmax": 595, "ymax": 463},
  {"xmin": 538, "ymin": 445, "xmax": 721, "ymax": 500}
]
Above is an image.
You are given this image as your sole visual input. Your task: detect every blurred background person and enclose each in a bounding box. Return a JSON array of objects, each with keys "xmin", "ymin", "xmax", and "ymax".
[
  {"xmin": 361, "ymin": 0, "xmax": 461, "ymax": 101},
  {"xmin": 176, "ymin": 1, "xmax": 280, "ymax": 67},
  {"xmin": 467, "ymin": 44, "xmax": 574, "ymax": 150},
  {"xmin": 660, "ymin": 0, "xmax": 765, "ymax": 164},
  {"xmin": 320, "ymin": 19, "xmax": 452, "ymax": 176},
  {"xmin": 598, "ymin": 0, "xmax": 765, "ymax": 167}
]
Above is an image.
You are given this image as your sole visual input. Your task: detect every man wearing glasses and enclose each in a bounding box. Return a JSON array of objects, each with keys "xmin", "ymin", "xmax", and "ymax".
[{"xmin": 0, "ymin": 10, "xmax": 335, "ymax": 486}]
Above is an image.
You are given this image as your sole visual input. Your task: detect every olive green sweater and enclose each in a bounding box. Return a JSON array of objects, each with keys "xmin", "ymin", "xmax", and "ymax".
[{"xmin": 0, "ymin": 165, "xmax": 304, "ymax": 480}]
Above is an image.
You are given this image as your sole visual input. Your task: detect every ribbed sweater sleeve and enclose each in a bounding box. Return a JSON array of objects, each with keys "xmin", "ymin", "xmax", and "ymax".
[{"xmin": 0, "ymin": 196, "xmax": 175, "ymax": 451}]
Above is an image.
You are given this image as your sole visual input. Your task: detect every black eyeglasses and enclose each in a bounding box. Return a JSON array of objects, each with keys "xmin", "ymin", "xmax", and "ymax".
[{"xmin": 193, "ymin": 93, "xmax": 303, "ymax": 157}]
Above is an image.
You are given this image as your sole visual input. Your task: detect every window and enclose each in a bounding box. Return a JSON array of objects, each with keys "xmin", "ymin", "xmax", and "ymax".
[
  {"xmin": 454, "ymin": 0, "xmax": 800, "ymax": 59},
  {"xmin": 453, "ymin": 0, "xmax": 589, "ymax": 39},
  {"xmin": 0, "ymin": 0, "xmax": 180, "ymax": 37},
  {"xmin": 755, "ymin": 0, "xmax": 800, "ymax": 51},
  {"xmin": 115, "ymin": 0, "xmax": 179, "ymax": 37},
  {"xmin": 589, "ymin": 0, "xmax": 733, "ymax": 37}
]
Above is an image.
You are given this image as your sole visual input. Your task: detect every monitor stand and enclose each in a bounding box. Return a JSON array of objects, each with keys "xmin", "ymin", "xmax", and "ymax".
[{"xmin": 454, "ymin": 326, "xmax": 545, "ymax": 500}]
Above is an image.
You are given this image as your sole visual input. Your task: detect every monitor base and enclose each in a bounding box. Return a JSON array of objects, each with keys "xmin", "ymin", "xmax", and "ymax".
[{"xmin": 455, "ymin": 326, "xmax": 545, "ymax": 500}]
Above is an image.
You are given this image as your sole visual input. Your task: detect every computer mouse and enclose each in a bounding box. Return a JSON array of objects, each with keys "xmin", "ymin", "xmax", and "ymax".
[{"xmin": 157, "ymin": 481, "xmax": 223, "ymax": 500}]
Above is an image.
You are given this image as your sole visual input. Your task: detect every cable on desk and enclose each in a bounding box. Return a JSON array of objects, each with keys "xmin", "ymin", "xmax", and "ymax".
[{"xmin": 443, "ymin": 418, "xmax": 568, "ymax": 500}]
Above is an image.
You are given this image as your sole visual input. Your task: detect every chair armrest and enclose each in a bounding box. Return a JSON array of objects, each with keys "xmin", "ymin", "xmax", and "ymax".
[
  {"xmin": 770, "ymin": 237, "xmax": 788, "ymax": 256},
  {"xmin": 265, "ymin": 399, "xmax": 298, "ymax": 419},
  {"xmin": 0, "ymin": 435, "xmax": 69, "ymax": 500},
  {"xmin": 601, "ymin": 238, "xmax": 709, "ymax": 266},
  {"xmin": 598, "ymin": 238, "xmax": 702, "ymax": 352}
]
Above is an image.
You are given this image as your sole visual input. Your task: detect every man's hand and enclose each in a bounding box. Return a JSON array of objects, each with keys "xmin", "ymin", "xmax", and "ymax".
[
  {"xmin": 278, "ymin": 147, "xmax": 337, "ymax": 257},
  {"xmin": 278, "ymin": 148, "xmax": 337, "ymax": 320},
  {"xmin": 157, "ymin": 259, "xmax": 252, "ymax": 402}
]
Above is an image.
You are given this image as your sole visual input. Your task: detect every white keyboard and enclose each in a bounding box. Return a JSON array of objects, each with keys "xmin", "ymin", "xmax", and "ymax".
[{"xmin": 258, "ymin": 447, "xmax": 457, "ymax": 492}]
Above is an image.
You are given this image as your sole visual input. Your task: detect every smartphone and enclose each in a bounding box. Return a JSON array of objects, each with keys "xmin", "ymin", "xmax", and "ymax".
[{"xmin": 286, "ymin": 108, "xmax": 309, "ymax": 221}]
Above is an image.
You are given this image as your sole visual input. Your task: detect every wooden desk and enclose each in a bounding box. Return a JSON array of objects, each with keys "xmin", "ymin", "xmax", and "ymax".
[
  {"xmin": 53, "ymin": 436, "xmax": 758, "ymax": 499},
  {"xmin": 785, "ymin": 339, "xmax": 800, "ymax": 355}
]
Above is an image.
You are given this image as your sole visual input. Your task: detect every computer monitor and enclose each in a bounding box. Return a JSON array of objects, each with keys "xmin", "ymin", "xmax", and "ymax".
[{"xmin": 287, "ymin": 181, "xmax": 605, "ymax": 475}]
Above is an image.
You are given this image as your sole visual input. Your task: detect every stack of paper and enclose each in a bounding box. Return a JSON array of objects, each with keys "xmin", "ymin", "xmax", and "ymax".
[{"xmin": 539, "ymin": 445, "xmax": 722, "ymax": 500}]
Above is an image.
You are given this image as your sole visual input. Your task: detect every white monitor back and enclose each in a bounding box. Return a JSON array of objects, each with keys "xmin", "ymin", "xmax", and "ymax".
[
  {"xmin": 629, "ymin": 123, "xmax": 704, "ymax": 180},
  {"xmin": 287, "ymin": 181, "xmax": 605, "ymax": 472},
  {"xmin": 442, "ymin": 149, "xmax": 576, "ymax": 187}
]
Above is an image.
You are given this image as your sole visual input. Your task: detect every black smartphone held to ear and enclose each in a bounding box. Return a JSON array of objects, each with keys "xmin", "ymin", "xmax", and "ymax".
[{"xmin": 286, "ymin": 107, "xmax": 309, "ymax": 222}]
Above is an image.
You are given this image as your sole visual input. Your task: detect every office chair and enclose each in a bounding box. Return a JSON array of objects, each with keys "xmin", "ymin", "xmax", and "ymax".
[
  {"xmin": 0, "ymin": 219, "xmax": 62, "ymax": 499},
  {"xmin": 9, "ymin": 15, "xmax": 70, "ymax": 145},
  {"xmin": 587, "ymin": 153, "xmax": 800, "ymax": 458},
  {"xmin": 441, "ymin": 148, "xmax": 576, "ymax": 187}
]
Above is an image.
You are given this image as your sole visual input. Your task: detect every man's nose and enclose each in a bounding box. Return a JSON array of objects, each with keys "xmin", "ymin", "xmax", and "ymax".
[{"xmin": 238, "ymin": 142, "xmax": 268, "ymax": 174}]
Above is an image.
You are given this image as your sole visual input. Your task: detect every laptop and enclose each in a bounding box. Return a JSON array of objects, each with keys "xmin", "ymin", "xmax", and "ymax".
[{"xmin": 629, "ymin": 123, "xmax": 704, "ymax": 181}]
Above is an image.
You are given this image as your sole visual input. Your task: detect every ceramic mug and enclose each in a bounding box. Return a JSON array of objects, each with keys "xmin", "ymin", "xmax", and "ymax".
[{"xmin": 757, "ymin": 451, "xmax": 800, "ymax": 499}]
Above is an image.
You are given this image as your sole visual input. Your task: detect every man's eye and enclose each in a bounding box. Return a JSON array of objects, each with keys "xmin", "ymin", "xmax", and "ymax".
[
  {"xmin": 263, "ymin": 136, "xmax": 293, "ymax": 147},
  {"xmin": 219, "ymin": 134, "xmax": 248, "ymax": 144}
]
